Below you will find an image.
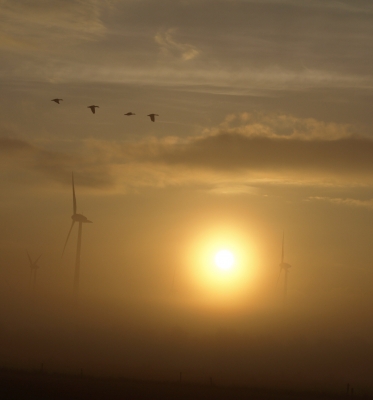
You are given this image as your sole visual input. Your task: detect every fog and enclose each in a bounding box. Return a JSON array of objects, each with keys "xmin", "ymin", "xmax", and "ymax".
[
  {"xmin": 1, "ymin": 186, "xmax": 373, "ymax": 392},
  {"xmin": 2, "ymin": 0, "xmax": 373, "ymax": 394}
]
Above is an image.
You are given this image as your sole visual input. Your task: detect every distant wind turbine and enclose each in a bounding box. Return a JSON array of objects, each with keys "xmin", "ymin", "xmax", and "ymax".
[
  {"xmin": 27, "ymin": 251, "xmax": 41, "ymax": 291},
  {"xmin": 277, "ymin": 232, "xmax": 292, "ymax": 306},
  {"xmin": 62, "ymin": 173, "xmax": 92, "ymax": 297}
]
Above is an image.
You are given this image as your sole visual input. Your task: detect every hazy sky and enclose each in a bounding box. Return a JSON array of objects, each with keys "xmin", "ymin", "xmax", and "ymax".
[{"xmin": 1, "ymin": 0, "xmax": 373, "ymax": 391}]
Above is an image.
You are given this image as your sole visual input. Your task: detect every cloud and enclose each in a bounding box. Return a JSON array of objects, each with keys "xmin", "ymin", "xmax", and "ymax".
[
  {"xmin": 0, "ymin": 136, "xmax": 223, "ymax": 193},
  {"xmin": 90, "ymin": 113, "xmax": 373, "ymax": 190},
  {"xmin": 239, "ymin": 0, "xmax": 373, "ymax": 13},
  {"xmin": 0, "ymin": 0, "xmax": 115, "ymax": 53},
  {"xmin": 149, "ymin": 133, "xmax": 373, "ymax": 175},
  {"xmin": 308, "ymin": 196, "xmax": 373, "ymax": 209},
  {"xmin": 2, "ymin": 113, "xmax": 373, "ymax": 193},
  {"xmin": 209, "ymin": 113, "xmax": 354, "ymax": 140},
  {"xmin": 206, "ymin": 183, "xmax": 258, "ymax": 195},
  {"xmin": 2, "ymin": 0, "xmax": 373, "ymax": 91},
  {"xmin": 155, "ymin": 28, "xmax": 200, "ymax": 61},
  {"xmin": 13, "ymin": 59, "xmax": 369, "ymax": 92},
  {"xmin": 0, "ymin": 137, "xmax": 113, "ymax": 189},
  {"xmin": 139, "ymin": 114, "xmax": 373, "ymax": 180},
  {"xmin": 2, "ymin": 0, "xmax": 373, "ymax": 94}
]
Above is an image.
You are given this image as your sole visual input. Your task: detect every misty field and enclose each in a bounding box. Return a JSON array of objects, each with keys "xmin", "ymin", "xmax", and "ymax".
[{"xmin": 0, "ymin": 368, "xmax": 371, "ymax": 400}]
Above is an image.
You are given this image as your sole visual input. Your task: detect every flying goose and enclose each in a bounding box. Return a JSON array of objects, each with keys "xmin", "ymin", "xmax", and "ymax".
[
  {"xmin": 147, "ymin": 113, "xmax": 159, "ymax": 122},
  {"xmin": 88, "ymin": 105, "xmax": 99, "ymax": 114}
]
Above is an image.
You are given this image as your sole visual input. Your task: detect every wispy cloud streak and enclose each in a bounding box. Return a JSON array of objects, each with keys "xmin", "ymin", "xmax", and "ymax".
[
  {"xmin": 0, "ymin": 137, "xmax": 113, "ymax": 188},
  {"xmin": 308, "ymin": 196, "xmax": 373, "ymax": 209},
  {"xmin": 155, "ymin": 28, "xmax": 200, "ymax": 61}
]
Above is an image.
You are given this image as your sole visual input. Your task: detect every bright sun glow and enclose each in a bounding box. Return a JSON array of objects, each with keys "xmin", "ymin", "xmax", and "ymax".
[
  {"xmin": 185, "ymin": 226, "xmax": 259, "ymax": 308},
  {"xmin": 214, "ymin": 249, "xmax": 235, "ymax": 271}
]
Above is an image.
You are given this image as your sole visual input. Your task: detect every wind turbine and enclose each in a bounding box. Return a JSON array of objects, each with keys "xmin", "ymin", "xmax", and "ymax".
[
  {"xmin": 278, "ymin": 232, "xmax": 292, "ymax": 306},
  {"xmin": 27, "ymin": 251, "xmax": 41, "ymax": 291},
  {"xmin": 62, "ymin": 173, "xmax": 92, "ymax": 297}
]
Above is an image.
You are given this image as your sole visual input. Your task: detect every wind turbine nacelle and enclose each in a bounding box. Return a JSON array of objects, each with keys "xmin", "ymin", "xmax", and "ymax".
[{"xmin": 72, "ymin": 214, "xmax": 92, "ymax": 223}]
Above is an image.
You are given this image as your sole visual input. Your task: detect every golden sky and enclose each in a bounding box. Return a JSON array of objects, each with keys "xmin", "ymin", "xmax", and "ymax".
[{"xmin": 1, "ymin": 0, "xmax": 373, "ymax": 391}]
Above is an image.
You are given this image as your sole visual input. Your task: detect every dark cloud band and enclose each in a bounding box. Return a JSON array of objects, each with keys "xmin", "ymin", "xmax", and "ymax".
[{"xmin": 151, "ymin": 133, "xmax": 373, "ymax": 175}]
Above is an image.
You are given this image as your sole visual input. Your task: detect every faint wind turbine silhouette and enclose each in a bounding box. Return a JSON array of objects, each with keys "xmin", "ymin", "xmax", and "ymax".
[
  {"xmin": 171, "ymin": 265, "xmax": 177, "ymax": 292},
  {"xmin": 27, "ymin": 251, "xmax": 41, "ymax": 291},
  {"xmin": 277, "ymin": 232, "xmax": 292, "ymax": 306},
  {"xmin": 62, "ymin": 173, "xmax": 92, "ymax": 297}
]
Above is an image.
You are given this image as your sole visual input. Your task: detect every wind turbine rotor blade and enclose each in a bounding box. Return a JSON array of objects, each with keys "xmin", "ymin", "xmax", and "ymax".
[
  {"xmin": 33, "ymin": 269, "xmax": 37, "ymax": 290},
  {"xmin": 276, "ymin": 267, "xmax": 282, "ymax": 285},
  {"xmin": 34, "ymin": 254, "xmax": 42, "ymax": 265},
  {"xmin": 62, "ymin": 220, "xmax": 75, "ymax": 257},
  {"xmin": 281, "ymin": 231, "xmax": 284, "ymax": 264},
  {"xmin": 72, "ymin": 172, "xmax": 77, "ymax": 215},
  {"xmin": 26, "ymin": 250, "xmax": 32, "ymax": 266}
]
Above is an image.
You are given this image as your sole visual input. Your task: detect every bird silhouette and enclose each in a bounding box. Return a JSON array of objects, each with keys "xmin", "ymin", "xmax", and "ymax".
[
  {"xmin": 124, "ymin": 112, "xmax": 136, "ymax": 116},
  {"xmin": 88, "ymin": 105, "xmax": 99, "ymax": 114},
  {"xmin": 51, "ymin": 98, "xmax": 63, "ymax": 104},
  {"xmin": 147, "ymin": 114, "xmax": 159, "ymax": 122}
]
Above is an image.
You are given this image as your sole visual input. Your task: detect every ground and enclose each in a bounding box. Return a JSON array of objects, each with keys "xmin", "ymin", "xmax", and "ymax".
[{"xmin": 0, "ymin": 368, "xmax": 369, "ymax": 400}]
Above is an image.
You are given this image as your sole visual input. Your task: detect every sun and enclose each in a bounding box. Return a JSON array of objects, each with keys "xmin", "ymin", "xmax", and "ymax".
[
  {"xmin": 214, "ymin": 249, "xmax": 235, "ymax": 271},
  {"xmin": 185, "ymin": 227, "xmax": 258, "ymax": 307}
]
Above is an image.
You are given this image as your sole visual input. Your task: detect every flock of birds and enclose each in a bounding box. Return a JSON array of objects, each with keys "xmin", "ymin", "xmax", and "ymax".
[{"xmin": 51, "ymin": 98, "xmax": 159, "ymax": 121}]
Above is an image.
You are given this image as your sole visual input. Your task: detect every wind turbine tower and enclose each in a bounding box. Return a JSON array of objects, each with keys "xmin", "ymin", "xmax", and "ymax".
[
  {"xmin": 27, "ymin": 251, "xmax": 41, "ymax": 291},
  {"xmin": 278, "ymin": 233, "xmax": 292, "ymax": 306},
  {"xmin": 62, "ymin": 173, "xmax": 92, "ymax": 297}
]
